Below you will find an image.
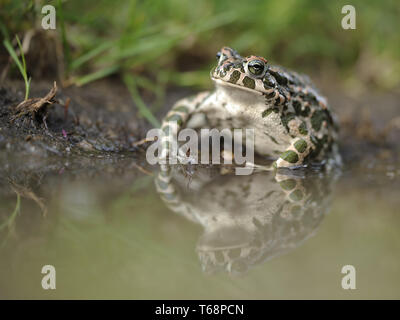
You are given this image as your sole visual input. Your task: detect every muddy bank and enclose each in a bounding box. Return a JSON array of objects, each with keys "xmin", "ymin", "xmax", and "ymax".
[{"xmin": 0, "ymin": 80, "xmax": 142, "ymax": 158}]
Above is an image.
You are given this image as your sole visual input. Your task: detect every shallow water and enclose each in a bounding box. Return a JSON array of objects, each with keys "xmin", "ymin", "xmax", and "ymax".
[{"xmin": 0, "ymin": 152, "xmax": 399, "ymax": 299}]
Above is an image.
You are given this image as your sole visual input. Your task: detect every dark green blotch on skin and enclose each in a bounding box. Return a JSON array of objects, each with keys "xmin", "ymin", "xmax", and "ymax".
[
  {"xmin": 269, "ymin": 70, "xmax": 288, "ymax": 86},
  {"xmin": 280, "ymin": 179, "xmax": 296, "ymax": 191},
  {"xmin": 289, "ymin": 189, "xmax": 303, "ymax": 201},
  {"xmin": 302, "ymin": 93, "xmax": 317, "ymax": 104},
  {"xmin": 223, "ymin": 63, "xmax": 232, "ymax": 72},
  {"xmin": 166, "ymin": 114, "xmax": 183, "ymax": 126},
  {"xmin": 174, "ymin": 105, "xmax": 189, "ymax": 113},
  {"xmin": 324, "ymin": 109, "xmax": 334, "ymax": 125},
  {"xmin": 311, "ymin": 110, "xmax": 326, "ymax": 131},
  {"xmin": 294, "ymin": 139, "xmax": 307, "ymax": 153},
  {"xmin": 263, "ymin": 74, "xmax": 276, "ymax": 88},
  {"xmin": 299, "ymin": 121, "xmax": 308, "ymax": 135},
  {"xmin": 293, "ymin": 100, "xmax": 302, "ymax": 115},
  {"xmin": 300, "ymin": 106, "xmax": 310, "ymax": 117},
  {"xmin": 243, "ymin": 76, "xmax": 255, "ymax": 89},
  {"xmin": 281, "ymin": 113, "xmax": 296, "ymax": 131},
  {"xmin": 310, "ymin": 134, "xmax": 328, "ymax": 158},
  {"xmin": 262, "ymin": 107, "xmax": 279, "ymax": 117},
  {"xmin": 266, "ymin": 91, "xmax": 276, "ymax": 99},
  {"xmin": 229, "ymin": 70, "xmax": 241, "ymax": 84},
  {"xmin": 280, "ymin": 150, "xmax": 299, "ymax": 163},
  {"xmin": 262, "ymin": 109, "xmax": 273, "ymax": 117}
]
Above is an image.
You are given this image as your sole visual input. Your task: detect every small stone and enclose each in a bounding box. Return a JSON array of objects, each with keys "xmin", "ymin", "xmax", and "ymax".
[{"xmin": 78, "ymin": 140, "xmax": 94, "ymax": 151}]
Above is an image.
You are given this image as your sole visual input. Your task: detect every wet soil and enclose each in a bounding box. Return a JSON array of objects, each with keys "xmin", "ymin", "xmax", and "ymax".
[{"xmin": 0, "ymin": 79, "xmax": 195, "ymax": 175}]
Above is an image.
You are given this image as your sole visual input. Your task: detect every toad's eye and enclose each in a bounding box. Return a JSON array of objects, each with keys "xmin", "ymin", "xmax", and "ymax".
[{"xmin": 247, "ymin": 60, "xmax": 266, "ymax": 77}]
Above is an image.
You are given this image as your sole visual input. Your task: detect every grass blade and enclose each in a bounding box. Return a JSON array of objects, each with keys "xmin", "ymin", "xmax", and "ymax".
[
  {"xmin": 75, "ymin": 65, "xmax": 120, "ymax": 86},
  {"xmin": 3, "ymin": 39, "xmax": 25, "ymax": 79},
  {"xmin": 123, "ymin": 73, "xmax": 160, "ymax": 128},
  {"xmin": 3, "ymin": 36, "xmax": 30, "ymax": 100},
  {"xmin": 70, "ymin": 40, "xmax": 115, "ymax": 70}
]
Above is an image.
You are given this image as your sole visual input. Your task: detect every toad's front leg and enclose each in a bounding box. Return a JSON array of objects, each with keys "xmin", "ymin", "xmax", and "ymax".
[
  {"xmin": 159, "ymin": 91, "xmax": 211, "ymax": 162},
  {"xmin": 273, "ymin": 120, "xmax": 313, "ymax": 169}
]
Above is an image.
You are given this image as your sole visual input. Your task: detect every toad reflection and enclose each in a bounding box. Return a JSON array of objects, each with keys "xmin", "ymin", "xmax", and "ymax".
[{"xmin": 156, "ymin": 166, "xmax": 337, "ymax": 275}]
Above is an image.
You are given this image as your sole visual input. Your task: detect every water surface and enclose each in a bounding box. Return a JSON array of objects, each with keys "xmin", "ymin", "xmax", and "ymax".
[{"xmin": 0, "ymin": 152, "xmax": 399, "ymax": 299}]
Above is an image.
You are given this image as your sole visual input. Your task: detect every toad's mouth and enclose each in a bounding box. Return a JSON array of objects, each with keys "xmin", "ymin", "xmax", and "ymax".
[{"xmin": 211, "ymin": 77, "xmax": 264, "ymax": 96}]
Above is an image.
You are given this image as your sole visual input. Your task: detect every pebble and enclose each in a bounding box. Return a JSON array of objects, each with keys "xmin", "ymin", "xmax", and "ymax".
[{"xmin": 77, "ymin": 140, "xmax": 94, "ymax": 151}]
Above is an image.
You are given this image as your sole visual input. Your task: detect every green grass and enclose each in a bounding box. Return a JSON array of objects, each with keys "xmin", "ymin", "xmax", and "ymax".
[
  {"xmin": 123, "ymin": 73, "xmax": 161, "ymax": 128},
  {"xmin": 1, "ymin": 0, "xmax": 399, "ymax": 126},
  {"xmin": 3, "ymin": 36, "xmax": 31, "ymax": 100},
  {"xmin": 57, "ymin": 0, "xmax": 71, "ymax": 77}
]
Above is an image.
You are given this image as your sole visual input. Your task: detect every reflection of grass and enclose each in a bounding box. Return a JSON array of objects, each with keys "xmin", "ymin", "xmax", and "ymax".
[
  {"xmin": 3, "ymin": 36, "xmax": 31, "ymax": 100},
  {"xmin": 0, "ymin": 194, "xmax": 20, "ymax": 231},
  {"xmin": 0, "ymin": 194, "xmax": 21, "ymax": 249}
]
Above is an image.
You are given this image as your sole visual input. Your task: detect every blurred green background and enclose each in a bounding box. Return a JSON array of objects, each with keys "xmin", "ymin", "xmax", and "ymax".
[{"xmin": 1, "ymin": 0, "xmax": 399, "ymax": 91}]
